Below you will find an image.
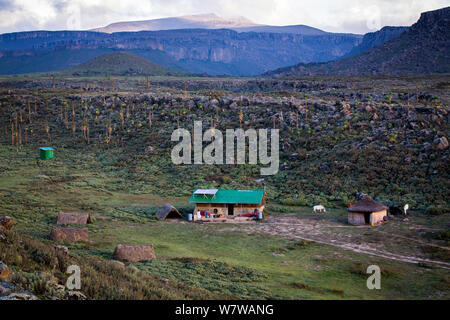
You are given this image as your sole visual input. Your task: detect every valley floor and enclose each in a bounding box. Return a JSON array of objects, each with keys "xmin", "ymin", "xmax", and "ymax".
[{"xmin": 0, "ymin": 75, "xmax": 448, "ymax": 300}]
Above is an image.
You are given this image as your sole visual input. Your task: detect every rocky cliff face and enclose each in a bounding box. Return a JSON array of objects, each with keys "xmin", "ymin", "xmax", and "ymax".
[
  {"xmin": 267, "ymin": 7, "xmax": 450, "ymax": 77},
  {"xmin": 0, "ymin": 29, "xmax": 362, "ymax": 76}
]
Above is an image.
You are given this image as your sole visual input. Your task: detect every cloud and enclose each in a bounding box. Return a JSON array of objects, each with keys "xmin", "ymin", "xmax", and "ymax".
[{"xmin": 0, "ymin": 0, "xmax": 448, "ymax": 34}]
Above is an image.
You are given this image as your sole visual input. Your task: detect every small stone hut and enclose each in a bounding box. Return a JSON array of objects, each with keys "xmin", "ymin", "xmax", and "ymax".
[{"xmin": 348, "ymin": 196, "xmax": 388, "ymax": 225}]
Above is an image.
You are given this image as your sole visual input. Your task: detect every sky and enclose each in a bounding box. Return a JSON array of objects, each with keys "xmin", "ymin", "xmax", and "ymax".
[{"xmin": 0, "ymin": 0, "xmax": 448, "ymax": 34}]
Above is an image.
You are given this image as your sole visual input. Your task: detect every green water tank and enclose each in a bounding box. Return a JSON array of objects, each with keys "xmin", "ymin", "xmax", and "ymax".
[{"xmin": 39, "ymin": 147, "xmax": 54, "ymax": 160}]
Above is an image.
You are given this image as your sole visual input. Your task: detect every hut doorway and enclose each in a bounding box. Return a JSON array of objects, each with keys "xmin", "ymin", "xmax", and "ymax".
[
  {"xmin": 364, "ymin": 213, "xmax": 371, "ymax": 224},
  {"xmin": 228, "ymin": 204, "xmax": 234, "ymax": 216}
]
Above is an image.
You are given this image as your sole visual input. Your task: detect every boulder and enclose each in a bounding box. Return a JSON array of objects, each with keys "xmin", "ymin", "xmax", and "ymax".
[
  {"xmin": 50, "ymin": 227, "xmax": 88, "ymax": 243},
  {"xmin": 0, "ymin": 292, "xmax": 38, "ymax": 300},
  {"xmin": 145, "ymin": 145, "xmax": 154, "ymax": 153},
  {"xmin": 56, "ymin": 212, "xmax": 90, "ymax": 225},
  {"xmin": 65, "ymin": 291, "xmax": 87, "ymax": 300},
  {"xmin": 112, "ymin": 244, "xmax": 156, "ymax": 262},
  {"xmin": 54, "ymin": 245, "xmax": 69, "ymax": 255},
  {"xmin": 0, "ymin": 216, "xmax": 13, "ymax": 231},
  {"xmin": 0, "ymin": 282, "xmax": 17, "ymax": 295},
  {"xmin": 434, "ymin": 136, "xmax": 448, "ymax": 150},
  {"xmin": 0, "ymin": 261, "xmax": 10, "ymax": 281}
]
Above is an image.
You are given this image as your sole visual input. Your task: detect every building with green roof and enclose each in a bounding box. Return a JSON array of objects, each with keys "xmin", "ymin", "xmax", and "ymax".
[{"xmin": 189, "ymin": 189, "xmax": 266, "ymax": 220}]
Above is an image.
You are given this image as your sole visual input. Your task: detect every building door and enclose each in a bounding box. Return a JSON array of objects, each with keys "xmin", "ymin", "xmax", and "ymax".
[
  {"xmin": 228, "ymin": 204, "xmax": 234, "ymax": 216},
  {"xmin": 364, "ymin": 213, "xmax": 370, "ymax": 224}
]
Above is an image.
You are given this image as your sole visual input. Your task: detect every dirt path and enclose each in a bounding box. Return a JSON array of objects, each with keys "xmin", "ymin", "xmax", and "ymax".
[
  {"xmin": 373, "ymin": 230, "xmax": 450, "ymax": 251},
  {"xmin": 220, "ymin": 216, "xmax": 450, "ymax": 270}
]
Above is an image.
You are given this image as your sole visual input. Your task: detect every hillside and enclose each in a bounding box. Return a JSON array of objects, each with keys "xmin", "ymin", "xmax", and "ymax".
[
  {"xmin": 343, "ymin": 26, "xmax": 409, "ymax": 58},
  {"xmin": 65, "ymin": 52, "xmax": 187, "ymax": 76},
  {"xmin": 266, "ymin": 7, "xmax": 450, "ymax": 77}
]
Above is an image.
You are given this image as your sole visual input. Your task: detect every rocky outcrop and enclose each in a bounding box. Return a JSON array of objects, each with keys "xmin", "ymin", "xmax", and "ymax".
[
  {"xmin": 0, "ymin": 280, "xmax": 39, "ymax": 300},
  {"xmin": 65, "ymin": 291, "xmax": 87, "ymax": 300},
  {"xmin": 0, "ymin": 216, "xmax": 13, "ymax": 231},
  {"xmin": 0, "ymin": 261, "xmax": 10, "ymax": 281},
  {"xmin": 50, "ymin": 227, "xmax": 89, "ymax": 243},
  {"xmin": 112, "ymin": 245, "xmax": 156, "ymax": 262},
  {"xmin": 0, "ymin": 292, "xmax": 39, "ymax": 300},
  {"xmin": 434, "ymin": 136, "xmax": 449, "ymax": 150}
]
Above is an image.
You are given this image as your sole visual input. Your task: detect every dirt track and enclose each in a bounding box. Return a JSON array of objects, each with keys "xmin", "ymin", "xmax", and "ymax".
[{"xmin": 220, "ymin": 216, "xmax": 450, "ymax": 269}]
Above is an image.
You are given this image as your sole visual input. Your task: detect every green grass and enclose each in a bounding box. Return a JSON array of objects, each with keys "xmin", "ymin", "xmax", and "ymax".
[{"xmin": 0, "ymin": 76, "xmax": 448, "ymax": 300}]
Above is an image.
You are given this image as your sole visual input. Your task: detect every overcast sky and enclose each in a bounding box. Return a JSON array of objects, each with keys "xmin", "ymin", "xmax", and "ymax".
[{"xmin": 0, "ymin": 0, "xmax": 448, "ymax": 34}]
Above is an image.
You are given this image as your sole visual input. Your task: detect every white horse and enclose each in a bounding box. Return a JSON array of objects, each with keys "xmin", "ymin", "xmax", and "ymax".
[
  {"xmin": 313, "ymin": 205, "xmax": 326, "ymax": 213},
  {"xmin": 404, "ymin": 204, "xmax": 409, "ymax": 215}
]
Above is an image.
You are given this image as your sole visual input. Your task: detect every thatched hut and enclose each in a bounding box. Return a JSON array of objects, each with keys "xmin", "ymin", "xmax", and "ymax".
[
  {"xmin": 155, "ymin": 204, "xmax": 183, "ymax": 219},
  {"xmin": 348, "ymin": 196, "xmax": 388, "ymax": 225},
  {"xmin": 50, "ymin": 227, "xmax": 89, "ymax": 242},
  {"xmin": 57, "ymin": 211, "xmax": 91, "ymax": 225},
  {"xmin": 113, "ymin": 244, "xmax": 156, "ymax": 262}
]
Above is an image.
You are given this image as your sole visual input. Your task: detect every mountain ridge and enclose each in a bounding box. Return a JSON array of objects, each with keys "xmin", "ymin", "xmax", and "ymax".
[
  {"xmin": 92, "ymin": 13, "xmax": 260, "ymax": 33},
  {"xmin": 0, "ymin": 29, "xmax": 362, "ymax": 76},
  {"xmin": 265, "ymin": 7, "xmax": 450, "ymax": 77},
  {"xmin": 343, "ymin": 26, "xmax": 409, "ymax": 58},
  {"xmin": 91, "ymin": 13, "xmax": 333, "ymax": 36}
]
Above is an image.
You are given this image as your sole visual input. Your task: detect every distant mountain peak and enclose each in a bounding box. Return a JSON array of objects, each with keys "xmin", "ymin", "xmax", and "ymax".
[{"xmin": 92, "ymin": 13, "xmax": 261, "ymax": 33}]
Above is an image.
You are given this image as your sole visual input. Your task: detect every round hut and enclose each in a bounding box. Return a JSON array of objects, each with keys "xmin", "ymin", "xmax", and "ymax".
[{"xmin": 347, "ymin": 196, "xmax": 388, "ymax": 225}]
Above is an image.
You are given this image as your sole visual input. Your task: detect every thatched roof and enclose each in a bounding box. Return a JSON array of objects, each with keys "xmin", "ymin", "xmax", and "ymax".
[
  {"xmin": 155, "ymin": 204, "xmax": 183, "ymax": 219},
  {"xmin": 113, "ymin": 244, "xmax": 156, "ymax": 262},
  {"xmin": 348, "ymin": 196, "xmax": 387, "ymax": 213},
  {"xmin": 57, "ymin": 212, "xmax": 90, "ymax": 225}
]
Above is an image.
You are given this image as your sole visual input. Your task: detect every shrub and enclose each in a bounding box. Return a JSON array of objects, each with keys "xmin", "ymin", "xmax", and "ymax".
[
  {"xmin": 426, "ymin": 206, "xmax": 449, "ymax": 216},
  {"xmin": 281, "ymin": 198, "xmax": 308, "ymax": 206}
]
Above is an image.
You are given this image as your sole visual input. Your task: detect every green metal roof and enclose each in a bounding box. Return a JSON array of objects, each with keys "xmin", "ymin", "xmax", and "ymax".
[{"xmin": 189, "ymin": 189, "xmax": 264, "ymax": 204}]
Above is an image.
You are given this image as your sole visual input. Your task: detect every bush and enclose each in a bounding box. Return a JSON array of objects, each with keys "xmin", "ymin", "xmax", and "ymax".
[
  {"xmin": 177, "ymin": 205, "xmax": 195, "ymax": 216},
  {"xmin": 426, "ymin": 206, "xmax": 449, "ymax": 216},
  {"xmin": 436, "ymin": 230, "xmax": 450, "ymax": 242},
  {"xmin": 281, "ymin": 198, "xmax": 308, "ymax": 206}
]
